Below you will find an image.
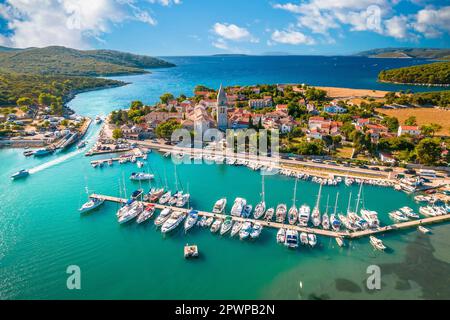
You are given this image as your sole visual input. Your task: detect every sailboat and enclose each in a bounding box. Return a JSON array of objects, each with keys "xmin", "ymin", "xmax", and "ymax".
[
  {"xmin": 321, "ymin": 195, "xmax": 330, "ymax": 230},
  {"xmin": 348, "ymin": 182, "xmax": 369, "ymax": 230},
  {"xmin": 254, "ymin": 175, "xmax": 266, "ymax": 219},
  {"xmin": 311, "ymin": 184, "xmax": 322, "ymax": 227},
  {"xmin": 288, "ymin": 178, "xmax": 299, "ymax": 225},
  {"xmin": 330, "ymin": 193, "xmax": 341, "ymax": 231},
  {"xmin": 79, "ymin": 187, "xmax": 104, "ymax": 214}
]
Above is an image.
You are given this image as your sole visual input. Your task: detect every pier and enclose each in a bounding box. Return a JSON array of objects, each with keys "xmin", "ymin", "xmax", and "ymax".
[
  {"xmin": 89, "ymin": 194, "xmax": 450, "ymax": 240},
  {"xmin": 89, "ymin": 148, "xmax": 145, "ymax": 166}
]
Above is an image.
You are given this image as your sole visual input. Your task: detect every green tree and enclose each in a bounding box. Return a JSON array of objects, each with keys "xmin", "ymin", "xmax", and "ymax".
[
  {"xmin": 160, "ymin": 93, "xmax": 174, "ymax": 104},
  {"xmin": 415, "ymin": 138, "xmax": 442, "ymax": 165},
  {"xmin": 420, "ymin": 123, "xmax": 442, "ymax": 137},
  {"xmin": 404, "ymin": 116, "xmax": 417, "ymax": 126},
  {"xmin": 382, "ymin": 116, "xmax": 399, "ymax": 132},
  {"xmin": 155, "ymin": 119, "xmax": 182, "ymax": 140},
  {"xmin": 112, "ymin": 128, "xmax": 123, "ymax": 140},
  {"xmin": 16, "ymin": 97, "xmax": 33, "ymax": 107},
  {"xmin": 38, "ymin": 93, "xmax": 56, "ymax": 106}
]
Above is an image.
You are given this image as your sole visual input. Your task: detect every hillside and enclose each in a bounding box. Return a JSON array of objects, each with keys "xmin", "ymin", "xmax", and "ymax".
[
  {"xmin": 378, "ymin": 62, "xmax": 450, "ymax": 85},
  {"xmin": 355, "ymin": 48, "xmax": 450, "ymax": 59},
  {"xmin": 0, "ymin": 46, "xmax": 175, "ymax": 76}
]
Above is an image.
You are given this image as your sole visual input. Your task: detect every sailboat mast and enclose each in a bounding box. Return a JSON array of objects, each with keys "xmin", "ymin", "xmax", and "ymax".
[
  {"xmin": 315, "ymin": 184, "xmax": 322, "ymax": 208},
  {"xmin": 334, "ymin": 192, "xmax": 339, "ymax": 215},
  {"xmin": 122, "ymin": 173, "xmax": 127, "ymax": 199},
  {"xmin": 346, "ymin": 192, "xmax": 352, "ymax": 215},
  {"xmin": 292, "ymin": 178, "xmax": 298, "ymax": 206},
  {"xmin": 325, "ymin": 195, "xmax": 330, "ymax": 214},
  {"xmin": 261, "ymin": 174, "xmax": 265, "ymax": 203},
  {"xmin": 355, "ymin": 182, "xmax": 363, "ymax": 214}
]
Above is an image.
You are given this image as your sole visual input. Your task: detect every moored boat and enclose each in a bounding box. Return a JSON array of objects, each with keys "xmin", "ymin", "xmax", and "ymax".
[
  {"xmin": 230, "ymin": 221, "xmax": 243, "ymax": 237},
  {"xmin": 239, "ymin": 222, "xmax": 252, "ymax": 240},
  {"xmin": 154, "ymin": 208, "xmax": 172, "ymax": 226},
  {"xmin": 220, "ymin": 217, "xmax": 233, "ymax": 235},
  {"xmin": 264, "ymin": 208, "xmax": 275, "ymax": 221},
  {"xmin": 210, "ymin": 219, "xmax": 222, "ymax": 233},
  {"xmin": 300, "ymin": 232, "xmax": 309, "ymax": 245},
  {"xmin": 277, "ymin": 228, "xmax": 286, "ymax": 243},
  {"xmin": 184, "ymin": 210, "xmax": 199, "ymax": 232},
  {"xmin": 370, "ymin": 236, "xmax": 386, "ymax": 251},
  {"xmin": 231, "ymin": 197, "xmax": 246, "ymax": 217},
  {"xmin": 275, "ymin": 204, "xmax": 287, "ymax": 223},
  {"xmin": 130, "ymin": 172, "xmax": 154, "ymax": 181},
  {"xmin": 159, "ymin": 191, "xmax": 172, "ymax": 205},
  {"xmin": 298, "ymin": 205, "xmax": 310, "ymax": 226},
  {"xmin": 308, "ymin": 234, "xmax": 317, "ymax": 247},
  {"xmin": 212, "ymin": 198, "xmax": 227, "ymax": 214},
  {"xmin": 136, "ymin": 204, "xmax": 156, "ymax": 224},
  {"xmin": 79, "ymin": 197, "xmax": 104, "ymax": 214},
  {"xmin": 250, "ymin": 223, "xmax": 262, "ymax": 239},
  {"xmin": 161, "ymin": 211, "xmax": 186, "ymax": 233},
  {"xmin": 284, "ymin": 229, "xmax": 299, "ymax": 248}
]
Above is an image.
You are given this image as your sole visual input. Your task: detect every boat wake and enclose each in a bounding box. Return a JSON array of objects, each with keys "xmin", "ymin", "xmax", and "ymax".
[{"xmin": 28, "ymin": 148, "xmax": 84, "ymax": 174}]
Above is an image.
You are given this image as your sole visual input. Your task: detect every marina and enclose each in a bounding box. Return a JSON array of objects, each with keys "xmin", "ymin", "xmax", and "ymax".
[{"xmin": 89, "ymin": 194, "xmax": 450, "ymax": 241}]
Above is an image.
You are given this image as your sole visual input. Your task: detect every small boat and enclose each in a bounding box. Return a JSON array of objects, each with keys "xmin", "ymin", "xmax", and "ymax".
[
  {"xmin": 161, "ymin": 211, "xmax": 186, "ymax": 233},
  {"xmin": 94, "ymin": 115, "xmax": 102, "ymax": 124},
  {"xmin": 159, "ymin": 191, "xmax": 172, "ymax": 205},
  {"xmin": 308, "ymin": 234, "xmax": 317, "ymax": 247},
  {"xmin": 154, "ymin": 208, "xmax": 172, "ymax": 226},
  {"xmin": 389, "ymin": 211, "xmax": 409, "ymax": 222},
  {"xmin": 418, "ymin": 226, "xmax": 431, "ymax": 234},
  {"xmin": 242, "ymin": 205, "xmax": 252, "ymax": 218},
  {"xmin": 212, "ymin": 198, "xmax": 227, "ymax": 214},
  {"xmin": 33, "ymin": 148, "xmax": 53, "ymax": 157},
  {"xmin": 169, "ymin": 191, "xmax": 182, "ymax": 206},
  {"xmin": 275, "ymin": 204, "xmax": 287, "ymax": 223},
  {"xmin": 79, "ymin": 197, "xmax": 104, "ymax": 213},
  {"xmin": 264, "ymin": 208, "xmax": 275, "ymax": 221},
  {"xmin": 108, "ymin": 159, "xmax": 113, "ymax": 166},
  {"xmin": 131, "ymin": 189, "xmax": 143, "ymax": 200},
  {"xmin": 176, "ymin": 193, "xmax": 190, "ymax": 207},
  {"xmin": 23, "ymin": 150, "xmax": 34, "ymax": 157},
  {"xmin": 300, "ymin": 232, "xmax": 309, "ymax": 245},
  {"xmin": 330, "ymin": 214, "xmax": 341, "ymax": 231},
  {"xmin": 77, "ymin": 141, "xmax": 86, "ymax": 149},
  {"xmin": 137, "ymin": 161, "xmax": 144, "ymax": 168},
  {"xmin": 231, "ymin": 221, "xmax": 243, "ymax": 237},
  {"xmin": 254, "ymin": 202, "xmax": 266, "ymax": 220},
  {"xmin": 276, "ymin": 228, "xmax": 286, "ymax": 243},
  {"xmin": 322, "ymin": 213, "xmax": 330, "ymax": 230},
  {"xmin": 370, "ymin": 236, "xmax": 386, "ymax": 251},
  {"xmin": 399, "ymin": 206, "xmax": 420, "ymax": 219},
  {"xmin": 231, "ymin": 197, "xmax": 246, "ymax": 217},
  {"xmin": 419, "ymin": 206, "xmax": 436, "ymax": 217},
  {"xmin": 118, "ymin": 202, "xmax": 144, "ymax": 224},
  {"xmin": 204, "ymin": 217, "xmax": 214, "ymax": 228},
  {"xmin": 116, "ymin": 199, "xmax": 135, "ymax": 218},
  {"xmin": 298, "ymin": 205, "xmax": 310, "ymax": 226},
  {"xmin": 148, "ymin": 188, "xmax": 165, "ymax": 202},
  {"xmin": 136, "ymin": 204, "xmax": 156, "ymax": 224},
  {"xmin": 130, "ymin": 172, "xmax": 154, "ymax": 181},
  {"xmin": 250, "ymin": 223, "xmax": 262, "ymax": 239},
  {"xmin": 184, "ymin": 244, "xmax": 199, "ymax": 259},
  {"xmin": 184, "ymin": 210, "xmax": 199, "ymax": 232},
  {"xmin": 335, "ymin": 237, "xmax": 345, "ymax": 247},
  {"xmin": 220, "ymin": 217, "xmax": 233, "ymax": 235},
  {"xmin": 239, "ymin": 222, "xmax": 252, "ymax": 240},
  {"xmin": 284, "ymin": 230, "xmax": 299, "ymax": 248},
  {"xmin": 11, "ymin": 169, "xmax": 29, "ymax": 180},
  {"xmin": 210, "ymin": 219, "xmax": 222, "ymax": 233}
]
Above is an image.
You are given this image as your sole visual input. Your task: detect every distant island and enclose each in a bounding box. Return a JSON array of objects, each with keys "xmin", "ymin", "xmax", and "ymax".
[
  {"xmin": 378, "ymin": 62, "xmax": 450, "ymax": 86},
  {"xmin": 0, "ymin": 46, "xmax": 175, "ymax": 106},
  {"xmin": 355, "ymin": 48, "xmax": 450, "ymax": 60}
]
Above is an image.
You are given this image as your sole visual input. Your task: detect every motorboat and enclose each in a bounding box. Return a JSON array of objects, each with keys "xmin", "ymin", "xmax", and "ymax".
[
  {"xmin": 418, "ymin": 226, "xmax": 431, "ymax": 234},
  {"xmin": 210, "ymin": 219, "xmax": 222, "ymax": 233},
  {"xmin": 154, "ymin": 208, "xmax": 172, "ymax": 226},
  {"xmin": 116, "ymin": 199, "xmax": 135, "ymax": 218},
  {"xmin": 159, "ymin": 191, "xmax": 172, "ymax": 205},
  {"xmin": 275, "ymin": 204, "xmax": 287, "ymax": 223},
  {"xmin": 130, "ymin": 172, "xmax": 154, "ymax": 181},
  {"xmin": 184, "ymin": 210, "xmax": 199, "ymax": 232},
  {"xmin": 11, "ymin": 169, "xmax": 30, "ymax": 180},
  {"xmin": 118, "ymin": 202, "xmax": 144, "ymax": 224},
  {"xmin": 308, "ymin": 234, "xmax": 317, "ymax": 247},
  {"xmin": 300, "ymin": 232, "xmax": 309, "ymax": 245},
  {"xmin": 204, "ymin": 217, "xmax": 214, "ymax": 228},
  {"xmin": 242, "ymin": 205, "xmax": 253, "ymax": 218},
  {"xmin": 212, "ymin": 198, "xmax": 227, "ymax": 214},
  {"xmin": 169, "ymin": 191, "xmax": 182, "ymax": 206},
  {"xmin": 231, "ymin": 197, "xmax": 246, "ymax": 217},
  {"xmin": 137, "ymin": 161, "xmax": 144, "ymax": 168},
  {"xmin": 330, "ymin": 214, "xmax": 341, "ymax": 231},
  {"xmin": 276, "ymin": 228, "xmax": 286, "ymax": 243},
  {"xmin": 321, "ymin": 213, "xmax": 330, "ymax": 230},
  {"xmin": 136, "ymin": 204, "xmax": 156, "ymax": 224},
  {"xmin": 389, "ymin": 210, "xmax": 409, "ymax": 222},
  {"xmin": 250, "ymin": 223, "xmax": 262, "ymax": 239},
  {"xmin": 419, "ymin": 206, "xmax": 436, "ymax": 217},
  {"xmin": 176, "ymin": 193, "xmax": 190, "ymax": 207},
  {"xmin": 161, "ymin": 211, "xmax": 186, "ymax": 233},
  {"xmin": 399, "ymin": 206, "xmax": 419, "ymax": 219},
  {"xmin": 220, "ymin": 217, "xmax": 233, "ymax": 235},
  {"xmin": 33, "ymin": 148, "xmax": 53, "ymax": 157},
  {"xmin": 360, "ymin": 209, "xmax": 380, "ymax": 228},
  {"xmin": 284, "ymin": 230, "xmax": 299, "ymax": 248},
  {"xmin": 231, "ymin": 221, "xmax": 243, "ymax": 237},
  {"xmin": 298, "ymin": 205, "xmax": 310, "ymax": 226},
  {"xmin": 79, "ymin": 197, "xmax": 104, "ymax": 213},
  {"xmin": 148, "ymin": 188, "xmax": 164, "ymax": 202},
  {"xmin": 239, "ymin": 222, "xmax": 252, "ymax": 240},
  {"xmin": 264, "ymin": 208, "xmax": 274, "ymax": 221},
  {"xmin": 77, "ymin": 141, "xmax": 86, "ymax": 149},
  {"xmin": 335, "ymin": 237, "xmax": 345, "ymax": 247},
  {"xmin": 370, "ymin": 236, "xmax": 386, "ymax": 251}
]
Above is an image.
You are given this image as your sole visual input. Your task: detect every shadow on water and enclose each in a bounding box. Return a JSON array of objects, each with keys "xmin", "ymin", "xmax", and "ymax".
[{"xmin": 378, "ymin": 233, "xmax": 450, "ymax": 299}]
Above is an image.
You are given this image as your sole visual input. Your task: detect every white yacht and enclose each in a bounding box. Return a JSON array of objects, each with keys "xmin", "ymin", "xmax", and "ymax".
[
  {"xmin": 370, "ymin": 236, "xmax": 386, "ymax": 251},
  {"xmin": 159, "ymin": 191, "xmax": 172, "ymax": 205},
  {"xmin": 161, "ymin": 211, "xmax": 186, "ymax": 234},
  {"xmin": 264, "ymin": 208, "xmax": 275, "ymax": 221},
  {"xmin": 242, "ymin": 204, "xmax": 253, "ymax": 218},
  {"xmin": 254, "ymin": 202, "xmax": 266, "ymax": 220},
  {"xmin": 118, "ymin": 202, "xmax": 144, "ymax": 224},
  {"xmin": 308, "ymin": 234, "xmax": 317, "ymax": 247},
  {"xmin": 136, "ymin": 204, "xmax": 156, "ymax": 224},
  {"xmin": 419, "ymin": 206, "xmax": 436, "ymax": 217},
  {"xmin": 130, "ymin": 172, "xmax": 154, "ymax": 181},
  {"xmin": 231, "ymin": 197, "xmax": 246, "ymax": 217},
  {"xmin": 184, "ymin": 210, "xmax": 199, "ymax": 232},
  {"xmin": 311, "ymin": 184, "xmax": 323, "ymax": 227},
  {"xmin": 231, "ymin": 221, "xmax": 243, "ymax": 237},
  {"xmin": 154, "ymin": 208, "xmax": 172, "ymax": 227},
  {"xmin": 330, "ymin": 214, "xmax": 341, "ymax": 231},
  {"xmin": 79, "ymin": 197, "xmax": 104, "ymax": 214},
  {"xmin": 176, "ymin": 193, "xmax": 190, "ymax": 207},
  {"xmin": 321, "ymin": 213, "xmax": 330, "ymax": 230},
  {"xmin": 300, "ymin": 232, "xmax": 309, "ymax": 246},
  {"xmin": 275, "ymin": 204, "xmax": 287, "ymax": 223},
  {"xmin": 284, "ymin": 230, "xmax": 299, "ymax": 248},
  {"xmin": 360, "ymin": 209, "xmax": 380, "ymax": 228},
  {"xmin": 277, "ymin": 228, "xmax": 286, "ymax": 243},
  {"xmin": 298, "ymin": 205, "xmax": 310, "ymax": 226},
  {"xmin": 288, "ymin": 206, "xmax": 298, "ymax": 225},
  {"xmin": 220, "ymin": 217, "xmax": 233, "ymax": 235},
  {"xmin": 250, "ymin": 223, "xmax": 262, "ymax": 239},
  {"xmin": 239, "ymin": 222, "xmax": 252, "ymax": 240},
  {"xmin": 210, "ymin": 219, "xmax": 222, "ymax": 233},
  {"xmin": 212, "ymin": 198, "xmax": 227, "ymax": 214},
  {"xmin": 418, "ymin": 226, "xmax": 431, "ymax": 234},
  {"xmin": 169, "ymin": 191, "xmax": 182, "ymax": 206},
  {"xmin": 389, "ymin": 210, "xmax": 409, "ymax": 222}
]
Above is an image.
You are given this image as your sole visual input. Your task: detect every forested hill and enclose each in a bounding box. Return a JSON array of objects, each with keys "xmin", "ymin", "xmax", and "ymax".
[
  {"xmin": 378, "ymin": 62, "xmax": 450, "ymax": 85},
  {"xmin": 0, "ymin": 46, "xmax": 175, "ymax": 76},
  {"xmin": 355, "ymin": 48, "xmax": 450, "ymax": 59}
]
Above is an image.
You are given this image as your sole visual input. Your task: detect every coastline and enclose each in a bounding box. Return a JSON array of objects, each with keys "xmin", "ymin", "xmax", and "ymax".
[{"xmin": 378, "ymin": 80, "xmax": 450, "ymax": 87}]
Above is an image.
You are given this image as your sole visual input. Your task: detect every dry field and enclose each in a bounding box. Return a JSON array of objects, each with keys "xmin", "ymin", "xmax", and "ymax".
[
  {"xmin": 316, "ymin": 86, "xmax": 390, "ymax": 99},
  {"xmin": 376, "ymin": 107, "xmax": 450, "ymax": 136}
]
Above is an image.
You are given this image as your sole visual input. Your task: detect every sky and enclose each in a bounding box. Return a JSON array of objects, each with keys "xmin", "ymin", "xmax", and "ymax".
[{"xmin": 0, "ymin": 0, "xmax": 449, "ymax": 56}]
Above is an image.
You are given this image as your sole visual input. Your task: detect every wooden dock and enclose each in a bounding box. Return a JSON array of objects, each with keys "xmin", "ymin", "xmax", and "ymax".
[
  {"xmin": 90, "ymin": 194, "xmax": 450, "ymax": 239},
  {"xmin": 89, "ymin": 149, "xmax": 145, "ymax": 165}
]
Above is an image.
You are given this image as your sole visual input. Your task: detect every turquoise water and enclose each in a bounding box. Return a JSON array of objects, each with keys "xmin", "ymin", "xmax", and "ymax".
[{"xmin": 1, "ymin": 56, "xmax": 449, "ymax": 300}]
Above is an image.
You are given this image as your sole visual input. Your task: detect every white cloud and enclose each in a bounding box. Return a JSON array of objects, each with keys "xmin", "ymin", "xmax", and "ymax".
[
  {"xmin": 271, "ymin": 29, "xmax": 315, "ymax": 45},
  {"xmin": 384, "ymin": 15, "xmax": 409, "ymax": 39},
  {"xmin": 0, "ymin": 0, "xmax": 174, "ymax": 48},
  {"xmin": 413, "ymin": 6, "xmax": 450, "ymax": 38},
  {"xmin": 148, "ymin": 0, "xmax": 182, "ymax": 6},
  {"xmin": 212, "ymin": 23, "xmax": 258, "ymax": 42}
]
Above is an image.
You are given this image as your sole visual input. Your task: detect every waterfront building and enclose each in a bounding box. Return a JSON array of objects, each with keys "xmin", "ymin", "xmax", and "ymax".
[{"xmin": 398, "ymin": 125, "xmax": 421, "ymax": 137}]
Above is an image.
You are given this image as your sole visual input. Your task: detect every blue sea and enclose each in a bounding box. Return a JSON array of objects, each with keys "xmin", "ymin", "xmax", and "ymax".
[{"xmin": 1, "ymin": 56, "xmax": 449, "ymax": 300}]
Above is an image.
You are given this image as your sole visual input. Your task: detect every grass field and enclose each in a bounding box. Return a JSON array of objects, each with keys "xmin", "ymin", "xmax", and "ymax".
[{"xmin": 376, "ymin": 107, "xmax": 450, "ymax": 136}]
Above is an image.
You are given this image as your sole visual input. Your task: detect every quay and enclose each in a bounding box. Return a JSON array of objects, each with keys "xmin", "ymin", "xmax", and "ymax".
[
  {"xmin": 89, "ymin": 194, "xmax": 450, "ymax": 240},
  {"xmin": 89, "ymin": 148, "xmax": 145, "ymax": 165}
]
